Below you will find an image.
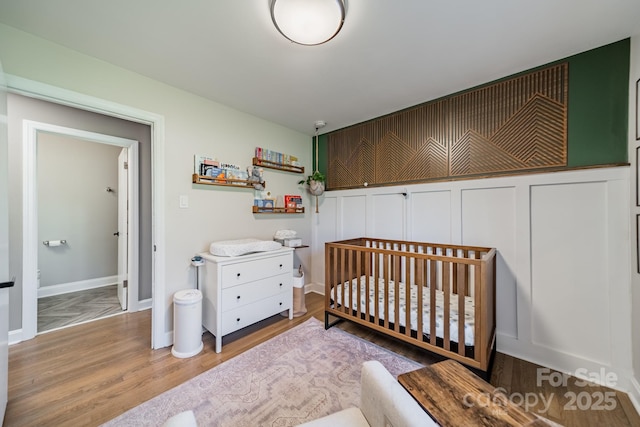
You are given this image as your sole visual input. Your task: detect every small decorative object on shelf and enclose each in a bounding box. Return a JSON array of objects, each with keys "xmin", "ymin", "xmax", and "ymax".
[
  {"xmin": 192, "ymin": 173, "xmax": 259, "ymax": 188},
  {"xmin": 252, "ymin": 206, "xmax": 305, "ymax": 214},
  {"xmin": 246, "ymin": 165, "xmax": 266, "ymax": 190},
  {"xmin": 252, "ymin": 157, "xmax": 304, "ymax": 174}
]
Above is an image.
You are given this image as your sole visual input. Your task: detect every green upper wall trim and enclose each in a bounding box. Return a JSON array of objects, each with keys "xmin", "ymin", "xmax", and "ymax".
[{"xmin": 316, "ymin": 38, "xmax": 630, "ymax": 176}]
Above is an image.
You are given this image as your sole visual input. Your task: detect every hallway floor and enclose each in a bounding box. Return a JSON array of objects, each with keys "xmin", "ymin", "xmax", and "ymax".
[{"xmin": 37, "ymin": 284, "xmax": 124, "ymax": 333}]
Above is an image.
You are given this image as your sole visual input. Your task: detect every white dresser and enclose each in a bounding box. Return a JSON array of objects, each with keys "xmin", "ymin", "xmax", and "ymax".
[{"xmin": 200, "ymin": 248, "xmax": 294, "ymax": 352}]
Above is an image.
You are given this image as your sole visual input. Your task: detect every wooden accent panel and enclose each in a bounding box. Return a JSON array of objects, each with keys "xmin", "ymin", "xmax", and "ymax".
[{"xmin": 328, "ymin": 64, "xmax": 568, "ymax": 189}]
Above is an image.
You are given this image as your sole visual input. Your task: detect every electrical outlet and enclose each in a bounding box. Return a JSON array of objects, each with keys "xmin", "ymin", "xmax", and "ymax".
[{"xmin": 179, "ymin": 195, "xmax": 189, "ymax": 208}]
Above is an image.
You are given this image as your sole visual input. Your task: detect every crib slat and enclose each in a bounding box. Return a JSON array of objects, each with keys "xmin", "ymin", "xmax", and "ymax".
[
  {"xmin": 393, "ymin": 255, "xmax": 400, "ymax": 333},
  {"xmin": 340, "ymin": 249, "xmax": 347, "ymax": 315},
  {"xmin": 374, "ymin": 251, "xmax": 380, "ymax": 326},
  {"xmin": 443, "ymin": 261, "xmax": 450, "ymax": 351},
  {"xmin": 365, "ymin": 250, "xmax": 371, "ymax": 321},
  {"xmin": 383, "ymin": 253, "xmax": 389, "ymax": 329},
  {"xmin": 458, "ymin": 262, "xmax": 466, "ymax": 355},
  {"xmin": 418, "ymin": 257, "xmax": 425, "ymax": 341},
  {"xmin": 405, "ymin": 255, "xmax": 411, "ymax": 338},
  {"xmin": 475, "ymin": 263, "xmax": 482, "ymax": 364},
  {"xmin": 429, "ymin": 259, "xmax": 436, "ymax": 345},
  {"xmin": 354, "ymin": 252, "xmax": 362, "ymax": 318},
  {"xmin": 452, "ymin": 253, "xmax": 458, "ymax": 294}
]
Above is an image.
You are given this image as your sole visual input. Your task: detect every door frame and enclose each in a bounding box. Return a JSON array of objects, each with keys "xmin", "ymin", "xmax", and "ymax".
[
  {"xmin": 117, "ymin": 148, "xmax": 129, "ymax": 311},
  {"xmin": 8, "ymin": 74, "xmax": 166, "ymax": 349},
  {"xmin": 22, "ymin": 121, "xmax": 139, "ymax": 339}
]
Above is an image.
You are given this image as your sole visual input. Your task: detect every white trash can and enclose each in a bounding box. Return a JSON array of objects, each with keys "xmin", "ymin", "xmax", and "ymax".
[{"xmin": 171, "ymin": 289, "xmax": 204, "ymax": 358}]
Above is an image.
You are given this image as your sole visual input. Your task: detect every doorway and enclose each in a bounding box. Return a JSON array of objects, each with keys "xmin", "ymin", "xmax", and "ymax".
[
  {"xmin": 22, "ymin": 121, "xmax": 139, "ymax": 338},
  {"xmin": 7, "ymin": 78, "xmax": 165, "ymax": 349}
]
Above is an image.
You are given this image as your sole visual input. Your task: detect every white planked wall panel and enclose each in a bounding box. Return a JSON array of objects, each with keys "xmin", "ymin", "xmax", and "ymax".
[
  {"xmin": 409, "ymin": 190, "xmax": 452, "ymax": 243},
  {"xmin": 461, "ymin": 187, "xmax": 518, "ymax": 340},
  {"xmin": 371, "ymin": 192, "xmax": 405, "ymax": 239},
  {"xmin": 311, "ymin": 166, "xmax": 633, "ymax": 392},
  {"xmin": 341, "ymin": 195, "xmax": 366, "ymax": 239},
  {"xmin": 530, "ymin": 182, "xmax": 610, "ymax": 365}
]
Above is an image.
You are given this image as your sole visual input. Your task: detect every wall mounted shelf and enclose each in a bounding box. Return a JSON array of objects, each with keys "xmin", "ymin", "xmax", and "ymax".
[
  {"xmin": 252, "ymin": 206, "xmax": 305, "ymax": 214},
  {"xmin": 252, "ymin": 158, "xmax": 304, "ymax": 174},
  {"xmin": 192, "ymin": 173, "xmax": 262, "ymax": 189}
]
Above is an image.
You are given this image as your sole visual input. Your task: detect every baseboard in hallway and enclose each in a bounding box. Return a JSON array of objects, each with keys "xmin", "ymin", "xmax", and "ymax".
[{"xmin": 38, "ymin": 284, "xmax": 124, "ymax": 333}]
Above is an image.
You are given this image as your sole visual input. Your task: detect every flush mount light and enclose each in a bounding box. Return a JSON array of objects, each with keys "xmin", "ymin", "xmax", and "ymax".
[{"xmin": 270, "ymin": 0, "xmax": 345, "ymax": 46}]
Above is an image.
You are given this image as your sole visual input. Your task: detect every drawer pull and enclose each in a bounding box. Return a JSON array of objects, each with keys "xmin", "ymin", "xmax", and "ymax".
[
  {"xmin": 279, "ymin": 264, "xmax": 283, "ymax": 269},
  {"xmin": 236, "ymin": 273, "xmax": 241, "ymax": 278},
  {"xmin": 279, "ymin": 283, "xmax": 283, "ymax": 287},
  {"xmin": 237, "ymin": 318, "xmax": 240, "ymax": 322},
  {"xmin": 279, "ymin": 302, "xmax": 283, "ymax": 306},
  {"xmin": 236, "ymin": 295, "xmax": 241, "ymax": 300}
]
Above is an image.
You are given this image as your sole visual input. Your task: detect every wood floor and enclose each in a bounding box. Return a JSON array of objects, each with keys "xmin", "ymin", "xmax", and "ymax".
[
  {"xmin": 37, "ymin": 285, "xmax": 124, "ymax": 332},
  {"xmin": 4, "ymin": 292, "xmax": 640, "ymax": 427}
]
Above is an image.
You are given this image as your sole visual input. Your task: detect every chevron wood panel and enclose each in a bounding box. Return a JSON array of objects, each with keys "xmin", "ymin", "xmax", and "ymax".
[
  {"xmin": 327, "ymin": 64, "xmax": 568, "ymax": 189},
  {"xmin": 449, "ymin": 64, "xmax": 567, "ymax": 176}
]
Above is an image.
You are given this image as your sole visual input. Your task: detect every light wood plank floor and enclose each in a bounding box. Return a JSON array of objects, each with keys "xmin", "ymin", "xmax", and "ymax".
[
  {"xmin": 5, "ymin": 292, "xmax": 640, "ymax": 426},
  {"xmin": 38, "ymin": 285, "xmax": 124, "ymax": 333}
]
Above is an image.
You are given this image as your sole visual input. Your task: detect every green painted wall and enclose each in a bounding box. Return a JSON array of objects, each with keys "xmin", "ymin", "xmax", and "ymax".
[
  {"xmin": 315, "ymin": 38, "xmax": 630, "ymax": 178},
  {"xmin": 567, "ymin": 39, "xmax": 629, "ymax": 166}
]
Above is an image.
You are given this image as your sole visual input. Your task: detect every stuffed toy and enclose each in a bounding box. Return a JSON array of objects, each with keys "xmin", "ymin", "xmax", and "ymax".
[{"xmin": 247, "ymin": 165, "xmax": 265, "ymax": 190}]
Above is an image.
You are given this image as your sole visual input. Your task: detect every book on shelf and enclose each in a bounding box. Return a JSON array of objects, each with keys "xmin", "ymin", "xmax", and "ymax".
[
  {"xmin": 194, "ymin": 155, "xmax": 220, "ymax": 175},
  {"xmin": 284, "ymin": 194, "xmax": 302, "ymax": 211},
  {"xmin": 255, "ymin": 147, "xmax": 300, "ymax": 167},
  {"xmin": 225, "ymin": 169, "xmax": 248, "ymax": 184},
  {"xmin": 202, "ymin": 166, "xmax": 226, "ymax": 182}
]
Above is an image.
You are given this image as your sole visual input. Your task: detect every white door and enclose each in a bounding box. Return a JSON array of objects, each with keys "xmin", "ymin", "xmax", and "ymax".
[
  {"xmin": 117, "ymin": 148, "xmax": 128, "ymax": 310},
  {"xmin": 0, "ymin": 57, "xmax": 10, "ymax": 422}
]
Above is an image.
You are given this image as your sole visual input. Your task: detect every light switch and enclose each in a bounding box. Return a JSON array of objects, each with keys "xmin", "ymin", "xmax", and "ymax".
[{"xmin": 179, "ymin": 195, "xmax": 189, "ymax": 208}]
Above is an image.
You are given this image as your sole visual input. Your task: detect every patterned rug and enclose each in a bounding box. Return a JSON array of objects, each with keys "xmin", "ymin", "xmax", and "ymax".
[{"xmin": 103, "ymin": 317, "xmax": 423, "ymax": 427}]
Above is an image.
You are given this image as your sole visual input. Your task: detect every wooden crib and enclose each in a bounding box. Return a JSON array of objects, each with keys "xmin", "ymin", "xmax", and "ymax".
[{"xmin": 325, "ymin": 238, "xmax": 496, "ymax": 375}]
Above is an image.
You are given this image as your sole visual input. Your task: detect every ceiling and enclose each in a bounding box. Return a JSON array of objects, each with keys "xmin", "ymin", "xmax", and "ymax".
[{"xmin": 0, "ymin": 1, "xmax": 639, "ymax": 136}]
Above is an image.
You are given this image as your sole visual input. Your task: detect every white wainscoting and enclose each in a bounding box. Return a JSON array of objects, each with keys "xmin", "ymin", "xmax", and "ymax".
[{"xmin": 311, "ymin": 166, "xmax": 634, "ymax": 392}]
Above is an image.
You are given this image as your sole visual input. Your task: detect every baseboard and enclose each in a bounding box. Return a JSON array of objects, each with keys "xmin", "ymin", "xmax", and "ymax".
[
  {"xmin": 137, "ymin": 298, "xmax": 152, "ymax": 310},
  {"xmin": 306, "ymin": 281, "xmax": 324, "ymax": 295},
  {"xmin": 630, "ymin": 377, "xmax": 640, "ymax": 416},
  {"xmin": 8, "ymin": 328, "xmax": 23, "ymax": 345},
  {"xmin": 38, "ymin": 275, "xmax": 118, "ymax": 298}
]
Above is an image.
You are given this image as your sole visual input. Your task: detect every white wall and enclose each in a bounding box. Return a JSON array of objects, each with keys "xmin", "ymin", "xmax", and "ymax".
[
  {"xmin": 628, "ymin": 34, "xmax": 640, "ymax": 409},
  {"xmin": 313, "ymin": 166, "xmax": 635, "ymax": 394},
  {"xmin": 0, "ymin": 24, "xmax": 313, "ymax": 345},
  {"xmin": 37, "ymin": 133, "xmax": 120, "ymax": 288}
]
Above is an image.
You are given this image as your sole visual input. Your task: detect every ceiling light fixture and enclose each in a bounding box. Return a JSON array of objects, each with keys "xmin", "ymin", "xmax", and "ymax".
[{"xmin": 270, "ymin": 0, "xmax": 345, "ymax": 46}]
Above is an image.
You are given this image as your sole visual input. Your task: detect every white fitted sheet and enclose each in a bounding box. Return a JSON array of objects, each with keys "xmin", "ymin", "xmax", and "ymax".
[{"xmin": 331, "ymin": 275, "xmax": 475, "ymax": 346}]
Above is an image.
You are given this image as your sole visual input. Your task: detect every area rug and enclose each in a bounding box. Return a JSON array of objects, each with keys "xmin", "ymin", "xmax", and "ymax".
[{"xmin": 103, "ymin": 317, "xmax": 423, "ymax": 427}]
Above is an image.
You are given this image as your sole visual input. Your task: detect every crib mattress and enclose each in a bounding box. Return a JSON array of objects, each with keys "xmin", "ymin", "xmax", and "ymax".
[
  {"xmin": 209, "ymin": 238, "xmax": 282, "ymax": 257},
  {"xmin": 331, "ymin": 275, "xmax": 475, "ymax": 346}
]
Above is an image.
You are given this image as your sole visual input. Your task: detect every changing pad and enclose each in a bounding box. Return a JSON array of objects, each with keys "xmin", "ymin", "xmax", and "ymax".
[{"xmin": 209, "ymin": 238, "xmax": 282, "ymax": 257}]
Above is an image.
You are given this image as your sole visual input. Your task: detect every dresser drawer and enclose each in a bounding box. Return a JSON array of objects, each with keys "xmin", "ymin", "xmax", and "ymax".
[
  {"xmin": 220, "ymin": 254, "xmax": 291, "ymax": 288},
  {"xmin": 221, "ymin": 292, "xmax": 291, "ymax": 335},
  {"xmin": 221, "ymin": 273, "xmax": 292, "ymax": 311}
]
